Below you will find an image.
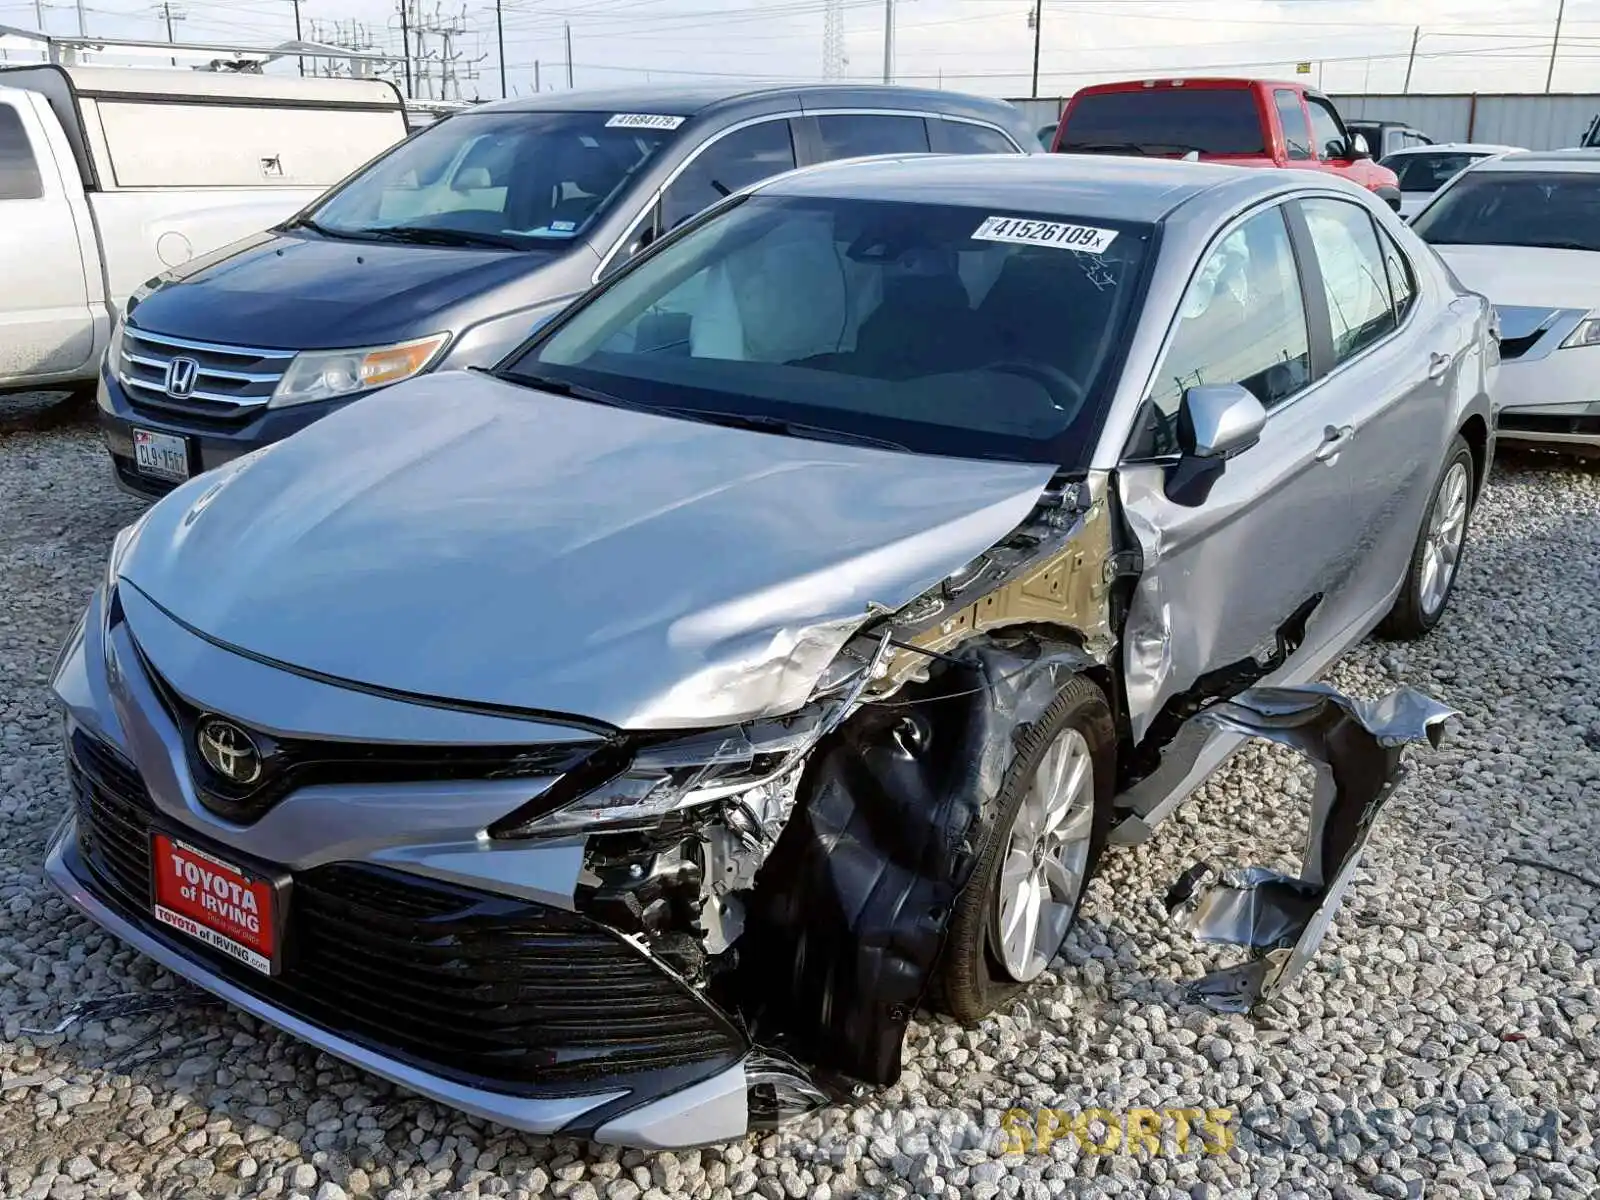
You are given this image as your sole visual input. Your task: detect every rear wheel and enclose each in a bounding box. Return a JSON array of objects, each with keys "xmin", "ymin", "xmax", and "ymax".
[
  {"xmin": 932, "ymin": 675, "xmax": 1115, "ymax": 1023},
  {"xmin": 1377, "ymin": 435, "xmax": 1474, "ymax": 640}
]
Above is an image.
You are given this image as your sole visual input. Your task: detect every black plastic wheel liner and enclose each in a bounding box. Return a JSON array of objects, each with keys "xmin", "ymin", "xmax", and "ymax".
[{"xmin": 732, "ymin": 638, "xmax": 1090, "ymax": 1086}]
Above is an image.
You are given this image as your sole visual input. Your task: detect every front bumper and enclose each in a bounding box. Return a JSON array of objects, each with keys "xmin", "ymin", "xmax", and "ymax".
[
  {"xmin": 1492, "ymin": 322, "xmax": 1600, "ymax": 451},
  {"xmin": 95, "ymin": 360, "xmax": 352, "ymax": 501},
  {"xmin": 46, "ymin": 804, "xmax": 754, "ymax": 1148},
  {"xmin": 43, "ymin": 581, "xmax": 765, "ymax": 1149}
]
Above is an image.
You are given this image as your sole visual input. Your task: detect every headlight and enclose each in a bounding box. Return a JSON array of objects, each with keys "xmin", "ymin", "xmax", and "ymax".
[
  {"xmin": 493, "ymin": 715, "xmax": 822, "ymax": 839},
  {"xmin": 270, "ymin": 333, "xmax": 449, "ymax": 408},
  {"xmin": 105, "ymin": 509, "xmax": 153, "ymax": 593},
  {"xmin": 1560, "ymin": 316, "xmax": 1600, "ymax": 349}
]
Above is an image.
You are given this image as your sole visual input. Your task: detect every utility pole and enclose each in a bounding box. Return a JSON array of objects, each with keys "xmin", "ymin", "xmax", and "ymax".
[
  {"xmin": 1029, "ymin": 0, "xmax": 1042, "ymax": 99},
  {"xmin": 1546, "ymin": 0, "xmax": 1566, "ymax": 93},
  {"xmin": 565, "ymin": 21, "xmax": 572, "ymax": 88},
  {"xmin": 881, "ymin": 0, "xmax": 894, "ymax": 83},
  {"xmin": 535, "ymin": 59, "xmax": 541, "ymax": 91},
  {"xmin": 33, "ymin": 0, "xmax": 44, "ymax": 31},
  {"xmin": 1403, "ymin": 25, "xmax": 1419, "ymax": 94},
  {"xmin": 398, "ymin": 0, "xmax": 412, "ymax": 97},
  {"xmin": 75, "ymin": 0, "xmax": 84, "ymax": 35},
  {"xmin": 495, "ymin": 0, "xmax": 505, "ymax": 97},
  {"xmin": 156, "ymin": 2, "xmax": 186, "ymax": 66},
  {"xmin": 292, "ymin": 0, "xmax": 303, "ymax": 76}
]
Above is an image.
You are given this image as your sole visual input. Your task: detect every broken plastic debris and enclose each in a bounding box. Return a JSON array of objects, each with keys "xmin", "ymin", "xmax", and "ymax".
[{"xmin": 1165, "ymin": 684, "xmax": 1458, "ymax": 1013}]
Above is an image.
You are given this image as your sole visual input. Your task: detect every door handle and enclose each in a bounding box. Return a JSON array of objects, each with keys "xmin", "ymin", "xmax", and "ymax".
[
  {"xmin": 1315, "ymin": 424, "xmax": 1354, "ymax": 462},
  {"xmin": 1428, "ymin": 351, "xmax": 1452, "ymax": 381}
]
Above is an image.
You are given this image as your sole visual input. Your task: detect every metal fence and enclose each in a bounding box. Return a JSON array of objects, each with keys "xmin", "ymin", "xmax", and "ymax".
[{"xmin": 1006, "ymin": 93, "xmax": 1600, "ymax": 152}]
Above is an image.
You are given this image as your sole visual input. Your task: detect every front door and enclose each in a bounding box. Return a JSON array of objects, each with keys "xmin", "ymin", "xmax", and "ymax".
[
  {"xmin": 1115, "ymin": 200, "xmax": 1369, "ymax": 747},
  {"xmin": 0, "ymin": 93, "xmax": 95, "ymax": 383}
]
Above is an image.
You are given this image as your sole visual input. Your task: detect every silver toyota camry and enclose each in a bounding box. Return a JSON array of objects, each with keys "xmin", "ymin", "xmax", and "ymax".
[{"xmin": 47, "ymin": 154, "xmax": 1490, "ymax": 1149}]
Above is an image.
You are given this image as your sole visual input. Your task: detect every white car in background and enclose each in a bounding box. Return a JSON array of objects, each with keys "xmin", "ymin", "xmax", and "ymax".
[
  {"xmin": 1380, "ymin": 143, "xmax": 1523, "ymax": 219},
  {"xmin": 1411, "ymin": 149, "xmax": 1600, "ymax": 455}
]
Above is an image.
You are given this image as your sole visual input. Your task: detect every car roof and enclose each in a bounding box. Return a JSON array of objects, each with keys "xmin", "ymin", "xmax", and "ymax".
[
  {"xmin": 753, "ymin": 151, "xmax": 1279, "ymax": 224},
  {"xmin": 1385, "ymin": 142, "xmax": 1519, "ymax": 157},
  {"xmin": 1472, "ymin": 148, "xmax": 1600, "ymax": 174},
  {"xmin": 470, "ymin": 82, "xmax": 1020, "ymax": 125}
]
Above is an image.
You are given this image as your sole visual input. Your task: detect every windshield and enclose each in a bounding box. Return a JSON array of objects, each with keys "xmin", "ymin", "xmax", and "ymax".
[
  {"xmin": 1383, "ymin": 151, "xmax": 1489, "ymax": 192},
  {"xmin": 1057, "ymin": 88, "xmax": 1265, "ymax": 155},
  {"xmin": 1412, "ymin": 170, "xmax": 1600, "ymax": 251},
  {"xmin": 307, "ymin": 110, "xmax": 681, "ymax": 248},
  {"xmin": 502, "ymin": 195, "xmax": 1152, "ymax": 465}
]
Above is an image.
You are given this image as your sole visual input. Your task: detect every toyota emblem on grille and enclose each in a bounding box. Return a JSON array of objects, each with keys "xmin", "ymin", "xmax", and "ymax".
[
  {"xmin": 164, "ymin": 356, "xmax": 200, "ymax": 398},
  {"xmin": 196, "ymin": 718, "xmax": 263, "ymax": 786}
]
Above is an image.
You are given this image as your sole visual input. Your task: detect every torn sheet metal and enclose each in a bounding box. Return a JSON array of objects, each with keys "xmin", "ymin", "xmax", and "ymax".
[
  {"xmin": 733, "ymin": 637, "xmax": 1092, "ymax": 1085},
  {"xmin": 1164, "ymin": 684, "xmax": 1457, "ymax": 1014}
]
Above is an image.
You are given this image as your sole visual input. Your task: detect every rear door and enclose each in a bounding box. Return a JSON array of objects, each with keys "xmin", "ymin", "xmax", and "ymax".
[
  {"xmin": 0, "ymin": 92, "xmax": 95, "ymax": 383},
  {"xmin": 1290, "ymin": 196, "xmax": 1458, "ymax": 629}
]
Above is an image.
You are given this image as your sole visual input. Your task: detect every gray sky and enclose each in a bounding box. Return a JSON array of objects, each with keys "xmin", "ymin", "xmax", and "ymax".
[{"xmin": 2, "ymin": 0, "xmax": 1596, "ymax": 100}]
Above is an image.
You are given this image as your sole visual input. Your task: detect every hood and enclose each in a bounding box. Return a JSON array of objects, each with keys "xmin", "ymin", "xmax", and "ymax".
[
  {"xmin": 129, "ymin": 231, "xmax": 560, "ymax": 349},
  {"xmin": 119, "ymin": 371, "xmax": 1057, "ymax": 730},
  {"xmin": 1431, "ymin": 244, "xmax": 1600, "ymax": 312}
]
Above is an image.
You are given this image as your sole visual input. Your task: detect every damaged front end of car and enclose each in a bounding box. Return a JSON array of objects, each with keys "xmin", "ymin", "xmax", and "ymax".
[{"xmin": 468, "ymin": 471, "xmax": 1454, "ymax": 1142}]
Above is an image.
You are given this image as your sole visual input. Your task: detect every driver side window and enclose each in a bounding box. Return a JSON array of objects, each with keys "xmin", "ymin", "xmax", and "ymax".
[
  {"xmin": 1130, "ymin": 205, "xmax": 1311, "ymax": 457},
  {"xmin": 1307, "ymin": 99, "xmax": 1348, "ymax": 160}
]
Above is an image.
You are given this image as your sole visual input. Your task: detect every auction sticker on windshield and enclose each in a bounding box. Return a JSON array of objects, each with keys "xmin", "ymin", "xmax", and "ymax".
[
  {"xmin": 606, "ymin": 113, "xmax": 685, "ymax": 130},
  {"xmin": 151, "ymin": 834, "xmax": 277, "ymax": 974},
  {"xmin": 973, "ymin": 216, "xmax": 1118, "ymax": 253}
]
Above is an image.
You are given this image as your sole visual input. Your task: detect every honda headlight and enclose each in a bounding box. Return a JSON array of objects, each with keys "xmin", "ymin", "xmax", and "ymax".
[
  {"xmin": 1560, "ymin": 316, "xmax": 1600, "ymax": 349},
  {"xmin": 270, "ymin": 333, "xmax": 449, "ymax": 407},
  {"xmin": 492, "ymin": 714, "xmax": 822, "ymax": 839}
]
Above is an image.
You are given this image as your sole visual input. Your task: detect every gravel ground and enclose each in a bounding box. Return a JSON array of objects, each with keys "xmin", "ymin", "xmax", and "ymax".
[{"xmin": 1, "ymin": 420, "xmax": 1597, "ymax": 1200}]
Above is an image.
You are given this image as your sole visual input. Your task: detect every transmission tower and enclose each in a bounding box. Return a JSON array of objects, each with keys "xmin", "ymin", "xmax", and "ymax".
[{"xmin": 822, "ymin": 0, "xmax": 846, "ymax": 79}]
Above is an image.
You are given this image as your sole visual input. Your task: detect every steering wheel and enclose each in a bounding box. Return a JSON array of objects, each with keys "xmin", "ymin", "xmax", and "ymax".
[{"xmin": 984, "ymin": 360, "xmax": 1086, "ymax": 413}]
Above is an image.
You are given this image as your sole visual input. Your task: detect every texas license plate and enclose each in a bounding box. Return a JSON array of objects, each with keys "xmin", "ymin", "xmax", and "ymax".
[
  {"xmin": 132, "ymin": 428, "xmax": 190, "ymax": 483},
  {"xmin": 151, "ymin": 834, "xmax": 278, "ymax": 974}
]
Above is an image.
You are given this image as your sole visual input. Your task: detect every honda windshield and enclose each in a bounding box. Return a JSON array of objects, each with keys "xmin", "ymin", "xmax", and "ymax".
[
  {"xmin": 1412, "ymin": 170, "xmax": 1600, "ymax": 252},
  {"xmin": 501, "ymin": 195, "xmax": 1153, "ymax": 465},
  {"xmin": 304, "ymin": 109, "xmax": 683, "ymax": 249}
]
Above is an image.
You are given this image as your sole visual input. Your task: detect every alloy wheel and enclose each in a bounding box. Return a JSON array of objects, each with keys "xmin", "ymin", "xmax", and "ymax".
[
  {"xmin": 1420, "ymin": 460, "xmax": 1470, "ymax": 617},
  {"xmin": 992, "ymin": 727, "xmax": 1096, "ymax": 982}
]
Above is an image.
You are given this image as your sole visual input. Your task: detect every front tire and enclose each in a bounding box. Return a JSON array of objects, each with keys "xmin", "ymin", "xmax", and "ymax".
[
  {"xmin": 932, "ymin": 675, "xmax": 1115, "ymax": 1024},
  {"xmin": 1377, "ymin": 435, "xmax": 1475, "ymax": 640}
]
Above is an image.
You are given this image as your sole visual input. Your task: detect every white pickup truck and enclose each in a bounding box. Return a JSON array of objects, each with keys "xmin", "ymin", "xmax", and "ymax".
[{"xmin": 0, "ymin": 64, "xmax": 408, "ymax": 395}]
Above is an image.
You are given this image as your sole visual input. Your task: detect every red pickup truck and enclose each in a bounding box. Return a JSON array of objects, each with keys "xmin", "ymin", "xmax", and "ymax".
[{"xmin": 1049, "ymin": 78, "xmax": 1402, "ymax": 210}]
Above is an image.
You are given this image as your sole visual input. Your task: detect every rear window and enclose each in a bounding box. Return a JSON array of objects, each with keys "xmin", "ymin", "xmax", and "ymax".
[
  {"xmin": 1057, "ymin": 88, "xmax": 1266, "ymax": 156},
  {"xmin": 1382, "ymin": 152, "xmax": 1489, "ymax": 192}
]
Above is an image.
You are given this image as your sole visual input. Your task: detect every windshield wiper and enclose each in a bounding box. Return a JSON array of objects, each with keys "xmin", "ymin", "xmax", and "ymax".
[
  {"xmin": 362, "ymin": 225, "xmax": 526, "ymax": 250},
  {"xmin": 280, "ymin": 215, "xmax": 378, "ymax": 241},
  {"xmin": 495, "ymin": 372, "xmax": 909, "ymax": 451},
  {"xmin": 499, "ymin": 370, "xmax": 645, "ymax": 410},
  {"xmin": 681, "ymin": 410, "xmax": 910, "ymax": 453}
]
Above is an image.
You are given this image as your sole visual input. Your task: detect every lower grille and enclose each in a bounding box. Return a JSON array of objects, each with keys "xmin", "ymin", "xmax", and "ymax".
[
  {"xmin": 1499, "ymin": 413, "xmax": 1600, "ymax": 437},
  {"xmin": 66, "ymin": 730, "xmax": 745, "ymax": 1091},
  {"xmin": 1497, "ymin": 331, "xmax": 1545, "ymax": 361}
]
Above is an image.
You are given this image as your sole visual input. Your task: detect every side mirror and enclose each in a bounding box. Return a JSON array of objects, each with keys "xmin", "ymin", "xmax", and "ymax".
[
  {"xmin": 1179, "ymin": 383, "xmax": 1267, "ymax": 459},
  {"xmin": 1165, "ymin": 384, "xmax": 1267, "ymax": 506},
  {"xmin": 1349, "ymin": 133, "xmax": 1372, "ymax": 160}
]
